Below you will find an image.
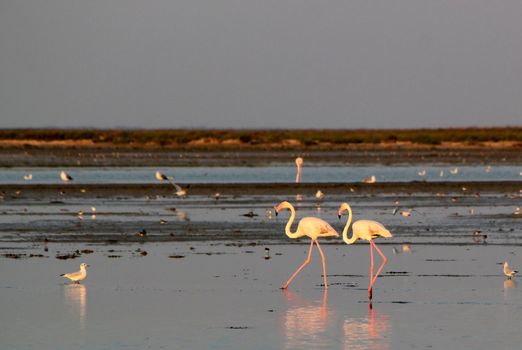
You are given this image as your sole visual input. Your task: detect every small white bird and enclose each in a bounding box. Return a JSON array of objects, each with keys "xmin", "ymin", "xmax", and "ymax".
[
  {"xmin": 172, "ymin": 182, "xmax": 187, "ymax": 197},
  {"xmin": 23, "ymin": 174, "xmax": 33, "ymax": 181},
  {"xmin": 362, "ymin": 175, "xmax": 376, "ymax": 184},
  {"xmin": 515, "ymin": 207, "xmax": 521, "ymax": 215},
  {"xmin": 439, "ymin": 170, "xmax": 445, "ymax": 177},
  {"xmin": 60, "ymin": 171, "xmax": 73, "ymax": 182},
  {"xmin": 504, "ymin": 261, "xmax": 518, "ymax": 279},
  {"xmin": 485, "ymin": 166, "xmax": 492, "ymax": 173},
  {"xmin": 450, "ymin": 167, "xmax": 459, "ymax": 175},
  {"xmin": 315, "ymin": 190, "xmax": 325, "ymax": 201},
  {"xmin": 155, "ymin": 171, "xmax": 169, "ymax": 181},
  {"xmin": 60, "ymin": 263, "xmax": 89, "ymax": 283},
  {"xmin": 418, "ymin": 169, "xmax": 426, "ymax": 177},
  {"xmin": 264, "ymin": 247, "xmax": 271, "ymax": 260},
  {"xmin": 400, "ymin": 210, "xmax": 412, "ymax": 217}
]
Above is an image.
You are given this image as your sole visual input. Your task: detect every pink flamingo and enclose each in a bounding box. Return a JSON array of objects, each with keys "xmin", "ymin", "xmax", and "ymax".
[
  {"xmin": 295, "ymin": 157, "xmax": 303, "ymax": 183},
  {"xmin": 275, "ymin": 201, "xmax": 339, "ymax": 289},
  {"xmin": 338, "ymin": 202, "xmax": 392, "ymax": 299}
]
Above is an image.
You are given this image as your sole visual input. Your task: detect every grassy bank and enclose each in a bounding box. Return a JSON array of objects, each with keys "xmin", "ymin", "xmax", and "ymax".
[{"xmin": 0, "ymin": 128, "xmax": 521, "ymax": 148}]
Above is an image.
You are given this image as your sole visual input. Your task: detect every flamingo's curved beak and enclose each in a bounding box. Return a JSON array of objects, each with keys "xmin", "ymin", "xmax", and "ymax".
[
  {"xmin": 338, "ymin": 214, "xmax": 341, "ymax": 220},
  {"xmin": 274, "ymin": 207, "xmax": 278, "ymax": 216}
]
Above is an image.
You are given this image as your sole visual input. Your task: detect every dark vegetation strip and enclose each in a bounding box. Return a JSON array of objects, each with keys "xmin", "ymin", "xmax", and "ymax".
[{"xmin": 0, "ymin": 128, "xmax": 521, "ymax": 146}]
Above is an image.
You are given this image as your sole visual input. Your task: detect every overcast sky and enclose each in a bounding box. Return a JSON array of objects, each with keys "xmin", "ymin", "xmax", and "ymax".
[{"xmin": 1, "ymin": 1, "xmax": 521, "ymax": 129}]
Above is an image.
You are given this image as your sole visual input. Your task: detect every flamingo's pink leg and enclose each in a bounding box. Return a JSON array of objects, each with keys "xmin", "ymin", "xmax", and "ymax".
[
  {"xmin": 282, "ymin": 240, "xmax": 314, "ymax": 289},
  {"xmin": 368, "ymin": 240, "xmax": 388, "ymax": 297},
  {"xmin": 368, "ymin": 241, "xmax": 375, "ymax": 298},
  {"xmin": 315, "ymin": 240, "xmax": 329, "ymax": 289}
]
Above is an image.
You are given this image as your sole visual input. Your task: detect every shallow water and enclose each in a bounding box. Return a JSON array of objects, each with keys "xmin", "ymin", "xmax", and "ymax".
[
  {"xmin": 1, "ymin": 165, "xmax": 522, "ymax": 184},
  {"xmin": 1, "ymin": 242, "xmax": 522, "ymax": 349}
]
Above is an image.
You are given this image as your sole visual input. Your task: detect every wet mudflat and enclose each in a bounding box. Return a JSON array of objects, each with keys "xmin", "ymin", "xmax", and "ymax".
[
  {"xmin": 1, "ymin": 242, "xmax": 522, "ymax": 349},
  {"xmin": 0, "ymin": 182, "xmax": 520, "ymax": 244},
  {"xmin": 1, "ymin": 176, "xmax": 521, "ymax": 349}
]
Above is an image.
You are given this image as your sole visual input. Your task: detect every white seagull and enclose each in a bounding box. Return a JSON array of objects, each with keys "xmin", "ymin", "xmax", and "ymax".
[
  {"xmin": 60, "ymin": 263, "xmax": 89, "ymax": 284},
  {"xmin": 24, "ymin": 174, "xmax": 33, "ymax": 180},
  {"xmin": 60, "ymin": 171, "xmax": 73, "ymax": 182},
  {"xmin": 504, "ymin": 262, "xmax": 518, "ymax": 279},
  {"xmin": 155, "ymin": 171, "xmax": 187, "ymax": 197},
  {"xmin": 362, "ymin": 175, "xmax": 376, "ymax": 184},
  {"xmin": 155, "ymin": 170, "xmax": 169, "ymax": 181}
]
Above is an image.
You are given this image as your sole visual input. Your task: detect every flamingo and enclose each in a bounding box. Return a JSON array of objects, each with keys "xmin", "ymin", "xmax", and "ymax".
[
  {"xmin": 295, "ymin": 157, "xmax": 303, "ymax": 183},
  {"xmin": 275, "ymin": 201, "xmax": 339, "ymax": 289},
  {"xmin": 338, "ymin": 202, "xmax": 392, "ymax": 299},
  {"xmin": 60, "ymin": 263, "xmax": 89, "ymax": 284}
]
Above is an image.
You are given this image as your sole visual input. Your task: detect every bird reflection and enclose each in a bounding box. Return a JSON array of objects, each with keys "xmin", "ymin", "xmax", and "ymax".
[
  {"xmin": 177, "ymin": 210, "xmax": 189, "ymax": 221},
  {"xmin": 282, "ymin": 289, "xmax": 333, "ymax": 349},
  {"xmin": 343, "ymin": 303, "xmax": 391, "ymax": 350},
  {"xmin": 504, "ymin": 279, "xmax": 517, "ymax": 289},
  {"xmin": 63, "ymin": 284, "xmax": 87, "ymax": 330}
]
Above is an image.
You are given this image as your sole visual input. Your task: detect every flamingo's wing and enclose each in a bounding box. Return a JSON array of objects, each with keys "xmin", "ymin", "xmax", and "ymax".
[
  {"xmin": 367, "ymin": 221, "xmax": 392, "ymax": 238},
  {"xmin": 299, "ymin": 217, "xmax": 339, "ymax": 238}
]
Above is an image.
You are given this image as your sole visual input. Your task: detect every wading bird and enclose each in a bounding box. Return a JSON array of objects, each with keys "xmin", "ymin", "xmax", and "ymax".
[
  {"xmin": 338, "ymin": 202, "xmax": 392, "ymax": 299},
  {"xmin": 295, "ymin": 157, "xmax": 303, "ymax": 183},
  {"xmin": 504, "ymin": 261, "xmax": 518, "ymax": 279},
  {"xmin": 155, "ymin": 170, "xmax": 169, "ymax": 181},
  {"xmin": 60, "ymin": 263, "xmax": 89, "ymax": 284},
  {"xmin": 275, "ymin": 201, "xmax": 339, "ymax": 289},
  {"xmin": 60, "ymin": 170, "xmax": 73, "ymax": 182},
  {"xmin": 362, "ymin": 175, "xmax": 376, "ymax": 184}
]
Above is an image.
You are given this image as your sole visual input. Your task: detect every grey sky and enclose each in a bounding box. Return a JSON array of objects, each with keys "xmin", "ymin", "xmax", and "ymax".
[{"xmin": 1, "ymin": 1, "xmax": 521, "ymax": 129}]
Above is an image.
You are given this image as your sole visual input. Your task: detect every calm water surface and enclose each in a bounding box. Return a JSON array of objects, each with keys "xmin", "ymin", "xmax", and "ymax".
[
  {"xmin": 1, "ymin": 165, "xmax": 521, "ymax": 184},
  {"xmin": 1, "ymin": 243, "xmax": 522, "ymax": 349}
]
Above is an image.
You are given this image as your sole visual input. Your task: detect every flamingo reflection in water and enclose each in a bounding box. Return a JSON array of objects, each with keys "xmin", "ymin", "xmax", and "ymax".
[
  {"xmin": 343, "ymin": 303, "xmax": 391, "ymax": 350},
  {"xmin": 282, "ymin": 289, "xmax": 334, "ymax": 349}
]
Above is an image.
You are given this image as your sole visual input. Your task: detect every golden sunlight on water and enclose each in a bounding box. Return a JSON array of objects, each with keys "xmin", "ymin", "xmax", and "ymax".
[
  {"xmin": 343, "ymin": 304, "xmax": 391, "ymax": 350},
  {"xmin": 63, "ymin": 284, "xmax": 87, "ymax": 330},
  {"xmin": 282, "ymin": 290, "xmax": 333, "ymax": 349}
]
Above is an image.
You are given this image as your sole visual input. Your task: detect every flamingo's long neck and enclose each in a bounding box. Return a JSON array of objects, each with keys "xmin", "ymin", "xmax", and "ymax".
[
  {"xmin": 295, "ymin": 165, "xmax": 302, "ymax": 183},
  {"xmin": 284, "ymin": 204, "xmax": 301, "ymax": 239},
  {"xmin": 342, "ymin": 204, "xmax": 358, "ymax": 244}
]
